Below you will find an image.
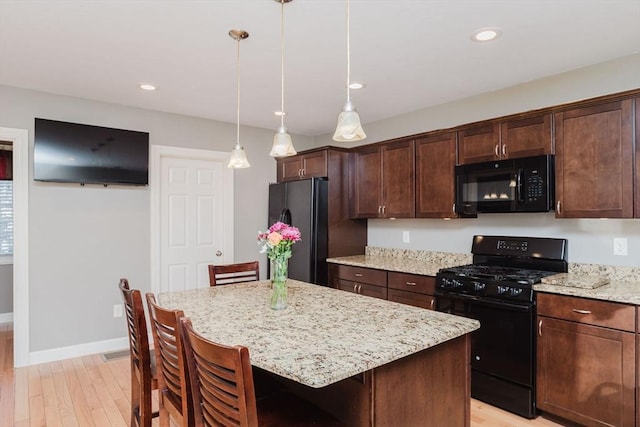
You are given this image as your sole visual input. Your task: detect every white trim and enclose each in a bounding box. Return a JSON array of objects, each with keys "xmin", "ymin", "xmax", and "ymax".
[
  {"xmin": 0, "ymin": 127, "xmax": 29, "ymax": 367},
  {"xmin": 0, "ymin": 312, "xmax": 13, "ymax": 324},
  {"xmin": 150, "ymin": 145, "xmax": 234, "ymax": 295},
  {"xmin": 29, "ymin": 337, "xmax": 129, "ymax": 366}
]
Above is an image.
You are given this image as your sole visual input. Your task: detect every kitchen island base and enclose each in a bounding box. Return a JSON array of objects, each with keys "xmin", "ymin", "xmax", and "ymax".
[{"xmin": 282, "ymin": 334, "xmax": 471, "ymax": 427}]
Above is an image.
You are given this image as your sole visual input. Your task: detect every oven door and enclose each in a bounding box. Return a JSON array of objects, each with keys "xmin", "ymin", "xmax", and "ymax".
[{"xmin": 437, "ymin": 293, "xmax": 536, "ymax": 418}]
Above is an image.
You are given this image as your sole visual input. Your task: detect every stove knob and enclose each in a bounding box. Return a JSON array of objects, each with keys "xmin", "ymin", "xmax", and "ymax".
[
  {"xmin": 509, "ymin": 288, "xmax": 523, "ymax": 297},
  {"xmin": 497, "ymin": 285, "xmax": 509, "ymax": 295},
  {"xmin": 473, "ymin": 281, "xmax": 486, "ymax": 292}
]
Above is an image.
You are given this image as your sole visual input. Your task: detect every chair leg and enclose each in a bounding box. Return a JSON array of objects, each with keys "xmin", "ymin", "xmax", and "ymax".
[
  {"xmin": 159, "ymin": 393, "xmax": 170, "ymax": 427},
  {"xmin": 139, "ymin": 380, "xmax": 153, "ymax": 427},
  {"xmin": 130, "ymin": 363, "xmax": 141, "ymax": 427}
]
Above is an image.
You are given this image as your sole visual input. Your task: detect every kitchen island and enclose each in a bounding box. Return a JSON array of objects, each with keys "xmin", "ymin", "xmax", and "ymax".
[{"xmin": 158, "ymin": 279, "xmax": 479, "ymax": 427}]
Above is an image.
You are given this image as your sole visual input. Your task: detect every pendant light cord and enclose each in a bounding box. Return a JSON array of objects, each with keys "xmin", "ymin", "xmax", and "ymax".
[
  {"xmin": 236, "ymin": 35, "xmax": 241, "ymax": 149},
  {"xmin": 346, "ymin": 0, "xmax": 351, "ymax": 103},
  {"xmin": 280, "ymin": 0, "xmax": 285, "ymax": 128}
]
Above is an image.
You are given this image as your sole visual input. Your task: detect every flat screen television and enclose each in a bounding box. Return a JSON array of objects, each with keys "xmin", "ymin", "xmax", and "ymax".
[{"xmin": 34, "ymin": 118, "xmax": 149, "ymax": 185}]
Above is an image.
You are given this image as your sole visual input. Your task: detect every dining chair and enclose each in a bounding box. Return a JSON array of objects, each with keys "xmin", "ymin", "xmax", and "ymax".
[
  {"xmin": 146, "ymin": 293, "xmax": 194, "ymax": 427},
  {"xmin": 118, "ymin": 278, "xmax": 159, "ymax": 427},
  {"xmin": 208, "ymin": 261, "xmax": 260, "ymax": 286},
  {"xmin": 179, "ymin": 317, "xmax": 346, "ymax": 427}
]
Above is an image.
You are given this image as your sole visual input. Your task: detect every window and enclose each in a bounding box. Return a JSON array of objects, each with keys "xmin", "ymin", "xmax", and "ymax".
[{"xmin": 0, "ymin": 180, "xmax": 13, "ymax": 262}]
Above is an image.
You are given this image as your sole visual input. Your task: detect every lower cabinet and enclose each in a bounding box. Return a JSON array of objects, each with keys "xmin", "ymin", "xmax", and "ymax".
[
  {"xmin": 536, "ymin": 293, "xmax": 636, "ymax": 427},
  {"xmin": 330, "ymin": 264, "xmax": 435, "ymax": 309}
]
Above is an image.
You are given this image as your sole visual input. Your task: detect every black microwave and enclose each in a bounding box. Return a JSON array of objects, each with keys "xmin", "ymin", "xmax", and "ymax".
[{"xmin": 455, "ymin": 155, "xmax": 554, "ymax": 215}]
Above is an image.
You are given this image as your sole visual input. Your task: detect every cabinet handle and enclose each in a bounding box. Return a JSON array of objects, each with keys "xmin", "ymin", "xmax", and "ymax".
[
  {"xmin": 452, "ymin": 203, "xmax": 456, "ymax": 214},
  {"xmin": 538, "ymin": 319, "xmax": 542, "ymax": 336},
  {"xmin": 571, "ymin": 308, "xmax": 592, "ymax": 315},
  {"xmin": 405, "ymin": 282, "xmax": 417, "ymax": 286},
  {"xmin": 353, "ymin": 284, "xmax": 357, "ymax": 293},
  {"xmin": 502, "ymin": 144, "xmax": 507, "ymax": 158},
  {"xmin": 357, "ymin": 284, "xmax": 362, "ymax": 293},
  {"xmin": 298, "ymin": 169, "xmax": 302, "ymax": 178},
  {"xmin": 494, "ymin": 144, "xmax": 500, "ymax": 158},
  {"xmin": 354, "ymin": 273, "xmax": 363, "ymax": 277},
  {"xmin": 556, "ymin": 201, "xmax": 561, "ymax": 215},
  {"xmin": 430, "ymin": 299, "xmax": 435, "ymax": 310},
  {"xmin": 382, "ymin": 205, "xmax": 386, "ymax": 214}
]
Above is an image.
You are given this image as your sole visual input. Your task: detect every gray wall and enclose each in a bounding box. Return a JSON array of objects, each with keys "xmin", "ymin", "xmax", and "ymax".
[
  {"xmin": 315, "ymin": 53, "xmax": 640, "ymax": 267},
  {"xmin": 0, "ymin": 84, "xmax": 315, "ymax": 351}
]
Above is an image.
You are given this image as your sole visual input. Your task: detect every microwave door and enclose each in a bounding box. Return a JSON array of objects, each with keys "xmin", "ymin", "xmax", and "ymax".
[{"xmin": 460, "ymin": 169, "xmax": 516, "ymax": 213}]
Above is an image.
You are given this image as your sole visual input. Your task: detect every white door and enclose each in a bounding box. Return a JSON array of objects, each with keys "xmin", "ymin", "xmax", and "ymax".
[{"xmin": 153, "ymin": 146, "xmax": 233, "ymax": 293}]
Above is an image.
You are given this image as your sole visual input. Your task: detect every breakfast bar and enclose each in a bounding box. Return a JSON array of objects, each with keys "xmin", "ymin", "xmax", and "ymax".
[{"xmin": 158, "ymin": 279, "xmax": 479, "ymax": 426}]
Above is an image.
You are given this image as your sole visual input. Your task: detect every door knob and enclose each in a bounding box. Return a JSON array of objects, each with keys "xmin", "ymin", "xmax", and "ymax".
[{"xmin": 216, "ymin": 251, "xmax": 222, "ymax": 257}]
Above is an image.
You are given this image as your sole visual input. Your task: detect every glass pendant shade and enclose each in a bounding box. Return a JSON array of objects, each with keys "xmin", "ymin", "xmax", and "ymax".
[
  {"xmin": 228, "ymin": 144, "xmax": 250, "ymax": 168},
  {"xmin": 333, "ymin": 100, "xmax": 366, "ymax": 141},
  {"xmin": 270, "ymin": 125, "xmax": 297, "ymax": 157}
]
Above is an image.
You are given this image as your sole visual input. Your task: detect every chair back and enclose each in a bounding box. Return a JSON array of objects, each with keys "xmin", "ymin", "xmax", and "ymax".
[
  {"xmin": 180, "ymin": 317, "xmax": 259, "ymax": 427},
  {"xmin": 208, "ymin": 261, "xmax": 259, "ymax": 286},
  {"xmin": 146, "ymin": 293, "xmax": 193, "ymax": 426},
  {"xmin": 119, "ymin": 279, "xmax": 153, "ymax": 380}
]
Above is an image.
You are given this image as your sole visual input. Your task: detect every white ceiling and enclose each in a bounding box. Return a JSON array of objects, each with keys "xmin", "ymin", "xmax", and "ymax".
[{"xmin": 1, "ymin": 0, "xmax": 639, "ymax": 137}]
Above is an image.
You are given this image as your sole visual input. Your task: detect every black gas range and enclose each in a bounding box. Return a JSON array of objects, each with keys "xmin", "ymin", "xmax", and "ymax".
[{"xmin": 436, "ymin": 235, "xmax": 568, "ymax": 419}]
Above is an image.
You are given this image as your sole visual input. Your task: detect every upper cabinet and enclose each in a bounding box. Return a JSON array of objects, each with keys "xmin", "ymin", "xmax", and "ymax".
[
  {"xmin": 457, "ymin": 113, "xmax": 553, "ymax": 165},
  {"xmin": 555, "ymin": 99, "xmax": 633, "ymax": 218},
  {"xmin": 277, "ymin": 149, "xmax": 327, "ymax": 182},
  {"xmin": 352, "ymin": 139, "xmax": 415, "ymax": 219},
  {"xmin": 415, "ymin": 132, "xmax": 457, "ymax": 218},
  {"xmin": 636, "ymin": 98, "xmax": 640, "ymax": 218}
]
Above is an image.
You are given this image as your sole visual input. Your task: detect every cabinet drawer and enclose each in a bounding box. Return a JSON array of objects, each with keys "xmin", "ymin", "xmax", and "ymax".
[
  {"xmin": 334, "ymin": 265, "xmax": 387, "ymax": 287},
  {"xmin": 388, "ymin": 289, "xmax": 435, "ymax": 310},
  {"xmin": 336, "ymin": 279, "xmax": 387, "ymax": 300},
  {"xmin": 388, "ymin": 272, "xmax": 435, "ymax": 295},
  {"xmin": 537, "ymin": 293, "xmax": 635, "ymax": 332}
]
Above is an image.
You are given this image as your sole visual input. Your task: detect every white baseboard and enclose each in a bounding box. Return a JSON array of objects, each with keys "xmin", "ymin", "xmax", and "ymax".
[
  {"xmin": 29, "ymin": 336, "xmax": 129, "ymax": 366},
  {"xmin": 0, "ymin": 312, "xmax": 13, "ymax": 324}
]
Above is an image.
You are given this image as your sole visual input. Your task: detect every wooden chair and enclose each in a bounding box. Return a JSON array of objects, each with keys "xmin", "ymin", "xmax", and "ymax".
[
  {"xmin": 118, "ymin": 278, "xmax": 159, "ymax": 427},
  {"xmin": 179, "ymin": 317, "xmax": 346, "ymax": 427},
  {"xmin": 146, "ymin": 293, "xmax": 194, "ymax": 427},
  {"xmin": 208, "ymin": 261, "xmax": 260, "ymax": 286}
]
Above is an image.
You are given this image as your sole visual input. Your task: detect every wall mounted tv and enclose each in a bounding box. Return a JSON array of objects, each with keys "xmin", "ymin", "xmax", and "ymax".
[{"xmin": 34, "ymin": 118, "xmax": 149, "ymax": 185}]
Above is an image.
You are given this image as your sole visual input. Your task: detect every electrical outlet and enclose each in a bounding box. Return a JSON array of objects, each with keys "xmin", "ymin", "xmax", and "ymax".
[
  {"xmin": 613, "ymin": 238, "xmax": 628, "ymax": 256},
  {"xmin": 402, "ymin": 231, "xmax": 410, "ymax": 243},
  {"xmin": 113, "ymin": 304, "xmax": 123, "ymax": 318}
]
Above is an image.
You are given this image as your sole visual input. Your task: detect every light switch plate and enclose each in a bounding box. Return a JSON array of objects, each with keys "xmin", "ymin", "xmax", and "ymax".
[{"xmin": 113, "ymin": 304, "xmax": 123, "ymax": 318}]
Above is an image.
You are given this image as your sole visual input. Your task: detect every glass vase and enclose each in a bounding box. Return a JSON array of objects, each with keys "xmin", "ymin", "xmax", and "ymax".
[{"xmin": 270, "ymin": 256, "xmax": 289, "ymax": 310}]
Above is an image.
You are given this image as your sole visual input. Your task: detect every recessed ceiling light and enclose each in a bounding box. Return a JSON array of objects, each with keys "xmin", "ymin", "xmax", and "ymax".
[
  {"xmin": 139, "ymin": 84, "xmax": 157, "ymax": 91},
  {"xmin": 348, "ymin": 82, "xmax": 365, "ymax": 90},
  {"xmin": 471, "ymin": 27, "xmax": 502, "ymax": 42}
]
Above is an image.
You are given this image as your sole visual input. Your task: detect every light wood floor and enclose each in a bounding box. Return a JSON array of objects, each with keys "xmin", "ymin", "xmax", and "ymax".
[{"xmin": 0, "ymin": 322, "xmax": 570, "ymax": 426}]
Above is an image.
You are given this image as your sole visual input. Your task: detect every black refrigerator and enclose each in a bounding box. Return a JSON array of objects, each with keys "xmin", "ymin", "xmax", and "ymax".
[{"xmin": 268, "ymin": 178, "xmax": 329, "ymax": 286}]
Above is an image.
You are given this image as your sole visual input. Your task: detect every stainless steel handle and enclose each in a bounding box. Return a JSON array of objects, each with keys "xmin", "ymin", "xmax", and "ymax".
[
  {"xmin": 572, "ymin": 309, "xmax": 592, "ymax": 315},
  {"xmin": 502, "ymin": 144, "xmax": 507, "ymax": 158},
  {"xmin": 382, "ymin": 205, "xmax": 386, "ymax": 214},
  {"xmin": 353, "ymin": 284, "xmax": 357, "ymax": 293},
  {"xmin": 302, "ymin": 168, "xmax": 305, "ymax": 176},
  {"xmin": 405, "ymin": 282, "xmax": 417, "ymax": 286},
  {"xmin": 538, "ymin": 319, "xmax": 542, "ymax": 336},
  {"xmin": 216, "ymin": 250, "xmax": 222, "ymax": 256},
  {"xmin": 556, "ymin": 200, "xmax": 561, "ymax": 215},
  {"xmin": 494, "ymin": 144, "xmax": 500, "ymax": 158},
  {"xmin": 430, "ymin": 299, "xmax": 435, "ymax": 310},
  {"xmin": 452, "ymin": 203, "xmax": 456, "ymax": 214},
  {"xmin": 357, "ymin": 284, "xmax": 362, "ymax": 293},
  {"xmin": 378, "ymin": 206, "xmax": 382, "ymax": 215},
  {"xmin": 355, "ymin": 273, "xmax": 363, "ymax": 277}
]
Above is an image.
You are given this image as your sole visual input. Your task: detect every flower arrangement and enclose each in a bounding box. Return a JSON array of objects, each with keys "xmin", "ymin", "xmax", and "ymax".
[
  {"xmin": 258, "ymin": 222, "xmax": 301, "ymax": 310},
  {"xmin": 257, "ymin": 222, "xmax": 301, "ymax": 261}
]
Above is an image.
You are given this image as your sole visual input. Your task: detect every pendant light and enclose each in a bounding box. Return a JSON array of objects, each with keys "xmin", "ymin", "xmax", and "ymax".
[
  {"xmin": 227, "ymin": 29, "xmax": 251, "ymax": 169},
  {"xmin": 270, "ymin": 0, "xmax": 297, "ymax": 157},
  {"xmin": 333, "ymin": 0, "xmax": 366, "ymax": 142}
]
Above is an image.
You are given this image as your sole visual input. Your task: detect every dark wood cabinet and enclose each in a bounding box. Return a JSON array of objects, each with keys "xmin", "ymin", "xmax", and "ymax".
[
  {"xmin": 554, "ymin": 99, "xmax": 633, "ymax": 218},
  {"xmin": 415, "ymin": 132, "xmax": 457, "ymax": 218},
  {"xmin": 458, "ymin": 114, "xmax": 553, "ymax": 165},
  {"xmin": 536, "ymin": 293, "xmax": 636, "ymax": 426},
  {"xmin": 332, "ymin": 264, "xmax": 388, "ymax": 300},
  {"xmin": 352, "ymin": 139, "xmax": 415, "ymax": 218},
  {"xmin": 387, "ymin": 272, "xmax": 436, "ymax": 310},
  {"xmin": 635, "ymin": 98, "xmax": 640, "ymax": 218},
  {"xmin": 277, "ymin": 149, "xmax": 328, "ymax": 182}
]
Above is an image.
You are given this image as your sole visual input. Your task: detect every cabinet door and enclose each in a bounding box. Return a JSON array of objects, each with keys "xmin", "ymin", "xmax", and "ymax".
[
  {"xmin": 388, "ymin": 288, "xmax": 435, "ymax": 310},
  {"xmin": 277, "ymin": 156, "xmax": 303, "ymax": 182},
  {"xmin": 357, "ymin": 282, "xmax": 388, "ymax": 300},
  {"xmin": 301, "ymin": 150, "xmax": 328, "ymax": 178},
  {"xmin": 352, "ymin": 145, "xmax": 382, "ymax": 218},
  {"xmin": 636, "ymin": 98, "xmax": 640, "ymax": 218},
  {"xmin": 537, "ymin": 316, "xmax": 635, "ymax": 426},
  {"xmin": 415, "ymin": 132, "xmax": 457, "ymax": 218},
  {"xmin": 381, "ymin": 139, "xmax": 415, "ymax": 218},
  {"xmin": 457, "ymin": 123, "xmax": 500, "ymax": 164},
  {"xmin": 555, "ymin": 100, "xmax": 633, "ymax": 218},
  {"xmin": 500, "ymin": 113, "xmax": 553, "ymax": 160}
]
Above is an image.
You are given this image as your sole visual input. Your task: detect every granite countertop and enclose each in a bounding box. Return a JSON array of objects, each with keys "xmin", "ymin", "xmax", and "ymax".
[
  {"xmin": 157, "ymin": 280, "xmax": 479, "ymax": 388},
  {"xmin": 534, "ymin": 276, "xmax": 640, "ymax": 305}
]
